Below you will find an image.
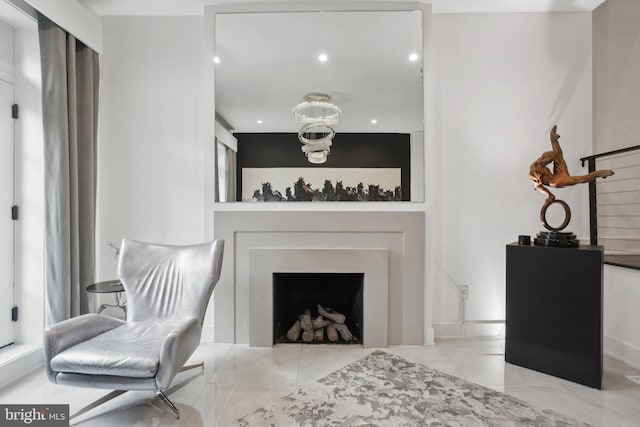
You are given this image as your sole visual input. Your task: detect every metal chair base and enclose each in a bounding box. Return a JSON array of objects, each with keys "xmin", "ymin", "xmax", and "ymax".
[{"xmin": 69, "ymin": 362, "xmax": 204, "ymax": 421}]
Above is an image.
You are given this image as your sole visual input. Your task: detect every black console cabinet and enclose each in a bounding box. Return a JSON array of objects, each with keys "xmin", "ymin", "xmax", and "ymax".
[{"xmin": 505, "ymin": 243, "xmax": 603, "ymax": 389}]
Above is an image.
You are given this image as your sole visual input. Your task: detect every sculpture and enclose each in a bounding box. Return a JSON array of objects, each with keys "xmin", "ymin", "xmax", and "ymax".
[
  {"xmin": 529, "ymin": 125, "xmax": 614, "ymax": 239},
  {"xmin": 529, "ymin": 125, "xmax": 614, "ymax": 203}
]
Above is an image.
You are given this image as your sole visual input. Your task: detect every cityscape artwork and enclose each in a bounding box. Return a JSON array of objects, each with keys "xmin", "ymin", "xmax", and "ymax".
[{"xmin": 242, "ymin": 167, "xmax": 402, "ymax": 202}]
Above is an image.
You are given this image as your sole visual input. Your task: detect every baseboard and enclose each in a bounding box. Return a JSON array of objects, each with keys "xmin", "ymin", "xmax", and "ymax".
[
  {"xmin": 424, "ymin": 327, "xmax": 435, "ymax": 345},
  {"xmin": 0, "ymin": 345, "xmax": 43, "ymax": 388},
  {"xmin": 604, "ymin": 335, "xmax": 640, "ymax": 370},
  {"xmin": 433, "ymin": 321, "xmax": 505, "ymax": 338},
  {"xmin": 433, "ymin": 322, "xmax": 464, "ymax": 337},
  {"xmin": 201, "ymin": 326, "xmax": 215, "ymax": 343}
]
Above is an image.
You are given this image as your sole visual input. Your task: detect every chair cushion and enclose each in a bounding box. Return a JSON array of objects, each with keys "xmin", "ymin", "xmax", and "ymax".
[{"xmin": 50, "ymin": 320, "xmax": 180, "ymax": 378}]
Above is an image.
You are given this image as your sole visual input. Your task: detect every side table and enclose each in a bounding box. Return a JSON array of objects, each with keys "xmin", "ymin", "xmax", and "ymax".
[{"xmin": 86, "ymin": 279, "xmax": 127, "ymax": 317}]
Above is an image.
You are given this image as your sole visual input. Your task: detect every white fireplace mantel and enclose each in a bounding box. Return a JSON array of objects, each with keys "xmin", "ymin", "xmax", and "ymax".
[
  {"xmin": 250, "ymin": 248, "xmax": 389, "ymax": 347},
  {"xmin": 213, "ymin": 210, "xmax": 427, "ymax": 346}
]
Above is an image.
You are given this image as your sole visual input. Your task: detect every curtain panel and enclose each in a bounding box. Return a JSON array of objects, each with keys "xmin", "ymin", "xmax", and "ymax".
[
  {"xmin": 215, "ymin": 140, "xmax": 237, "ymax": 202},
  {"xmin": 214, "ymin": 139, "xmax": 220, "ymax": 202},
  {"xmin": 225, "ymin": 145, "xmax": 237, "ymax": 202},
  {"xmin": 38, "ymin": 13, "xmax": 99, "ymax": 325}
]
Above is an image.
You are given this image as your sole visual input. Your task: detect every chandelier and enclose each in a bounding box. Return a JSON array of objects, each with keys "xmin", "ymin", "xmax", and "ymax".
[{"xmin": 292, "ymin": 93, "xmax": 341, "ymax": 164}]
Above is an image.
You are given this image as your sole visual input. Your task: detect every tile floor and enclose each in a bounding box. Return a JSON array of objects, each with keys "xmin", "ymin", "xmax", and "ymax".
[{"xmin": 1, "ymin": 338, "xmax": 639, "ymax": 426}]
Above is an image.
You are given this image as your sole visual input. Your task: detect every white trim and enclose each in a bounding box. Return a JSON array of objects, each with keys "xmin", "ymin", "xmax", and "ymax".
[
  {"xmin": 434, "ymin": 322, "xmax": 464, "ymax": 337},
  {"xmin": 210, "ymin": 2, "xmax": 425, "ymax": 15},
  {"xmin": 433, "ymin": 321, "xmax": 505, "ymax": 338},
  {"xmin": 604, "ymin": 335, "xmax": 640, "ymax": 371},
  {"xmin": 410, "ymin": 130, "xmax": 424, "ymax": 203},
  {"xmin": 0, "ymin": 345, "xmax": 43, "ymax": 388},
  {"xmin": 215, "ymin": 121, "xmax": 237, "ymax": 152},
  {"xmin": 424, "ymin": 326, "xmax": 435, "ymax": 345},
  {"xmin": 203, "ymin": 6, "xmax": 216, "ymax": 242},
  {"xmin": 66, "ymin": 0, "xmax": 608, "ymax": 16},
  {"xmin": 421, "ymin": 1, "xmax": 435, "ymax": 350},
  {"xmin": 0, "ymin": 0, "xmax": 36, "ymax": 29},
  {"xmin": 213, "ymin": 201, "xmax": 427, "ymax": 212},
  {"xmin": 430, "ymin": 0, "xmax": 606, "ymax": 14}
]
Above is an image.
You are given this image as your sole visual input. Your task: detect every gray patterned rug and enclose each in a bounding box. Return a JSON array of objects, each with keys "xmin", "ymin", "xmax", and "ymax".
[{"xmin": 233, "ymin": 350, "xmax": 591, "ymax": 427}]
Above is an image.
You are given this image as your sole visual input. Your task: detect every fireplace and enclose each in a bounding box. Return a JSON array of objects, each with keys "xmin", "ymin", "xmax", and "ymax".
[
  {"xmin": 249, "ymin": 247, "xmax": 389, "ymax": 347},
  {"xmin": 273, "ymin": 273, "xmax": 364, "ymax": 344},
  {"xmin": 213, "ymin": 211, "xmax": 427, "ymax": 347}
]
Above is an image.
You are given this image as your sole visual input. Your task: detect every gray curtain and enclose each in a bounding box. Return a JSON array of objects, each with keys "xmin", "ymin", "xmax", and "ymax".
[
  {"xmin": 214, "ymin": 139, "xmax": 220, "ymax": 203},
  {"xmin": 38, "ymin": 14, "xmax": 99, "ymax": 325},
  {"xmin": 225, "ymin": 146, "xmax": 237, "ymax": 202},
  {"xmin": 214, "ymin": 140, "xmax": 237, "ymax": 202}
]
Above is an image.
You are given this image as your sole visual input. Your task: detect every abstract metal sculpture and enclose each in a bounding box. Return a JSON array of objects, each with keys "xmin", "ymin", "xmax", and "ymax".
[{"xmin": 529, "ymin": 125, "xmax": 614, "ymax": 232}]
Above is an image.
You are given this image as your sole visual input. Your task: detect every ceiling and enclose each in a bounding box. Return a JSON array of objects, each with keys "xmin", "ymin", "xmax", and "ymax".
[{"xmin": 76, "ymin": 0, "xmax": 608, "ymax": 16}]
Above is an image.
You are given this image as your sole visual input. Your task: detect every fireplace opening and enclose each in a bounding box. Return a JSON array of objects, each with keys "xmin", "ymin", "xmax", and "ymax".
[{"xmin": 273, "ymin": 272, "xmax": 363, "ymax": 345}]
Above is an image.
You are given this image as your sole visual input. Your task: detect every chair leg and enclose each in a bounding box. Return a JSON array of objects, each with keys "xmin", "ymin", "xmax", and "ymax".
[
  {"xmin": 156, "ymin": 389, "xmax": 180, "ymax": 419},
  {"xmin": 70, "ymin": 390, "xmax": 128, "ymax": 420},
  {"xmin": 179, "ymin": 361, "xmax": 204, "ymax": 373},
  {"xmin": 155, "ymin": 361, "xmax": 205, "ymax": 419}
]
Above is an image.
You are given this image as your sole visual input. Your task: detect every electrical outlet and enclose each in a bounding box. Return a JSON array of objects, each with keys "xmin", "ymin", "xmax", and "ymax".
[{"xmin": 458, "ymin": 284, "xmax": 469, "ymax": 300}]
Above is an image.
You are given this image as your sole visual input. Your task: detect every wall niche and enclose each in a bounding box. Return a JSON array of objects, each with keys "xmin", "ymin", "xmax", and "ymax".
[{"xmin": 236, "ymin": 132, "xmax": 411, "ymax": 202}]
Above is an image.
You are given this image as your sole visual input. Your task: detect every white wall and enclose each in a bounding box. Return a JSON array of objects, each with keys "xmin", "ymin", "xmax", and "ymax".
[
  {"xmin": 97, "ymin": 17, "xmax": 207, "ymax": 284},
  {"xmin": 593, "ymin": 0, "xmax": 640, "ymax": 368},
  {"xmin": 432, "ymin": 12, "xmax": 593, "ymax": 334},
  {"xmin": 96, "ymin": 10, "xmax": 597, "ymax": 343}
]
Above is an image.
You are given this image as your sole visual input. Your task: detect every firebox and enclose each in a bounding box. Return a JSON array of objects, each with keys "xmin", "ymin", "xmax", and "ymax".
[{"xmin": 273, "ymin": 272, "xmax": 364, "ymax": 344}]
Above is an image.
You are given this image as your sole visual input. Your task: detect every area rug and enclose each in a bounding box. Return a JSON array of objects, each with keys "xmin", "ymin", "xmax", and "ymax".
[{"xmin": 233, "ymin": 350, "xmax": 591, "ymax": 426}]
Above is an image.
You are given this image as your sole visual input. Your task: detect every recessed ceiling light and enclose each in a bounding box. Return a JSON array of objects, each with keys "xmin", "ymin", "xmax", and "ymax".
[
  {"xmin": 371, "ymin": 119, "xmax": 378, "ymax": 124},
  {"xmin": 409, "ymin": 53, "xmax": 419, "ymax": 62},
  {"xmin": 213, "ymin": 56, "xmax": 221, "ymax": 64},
  {"xmin": 256, "ymin": 119, "xmax": 263, "ymax": 124},
  {"xmin": 318, "ymin": 53, "xmax": 328, "ymax": 62}
]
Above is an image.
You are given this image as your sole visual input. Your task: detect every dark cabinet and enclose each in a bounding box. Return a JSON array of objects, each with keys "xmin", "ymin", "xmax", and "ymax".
[{"xmin": 505, "ymin": 243, "xmax": 603, "ymax": 389}]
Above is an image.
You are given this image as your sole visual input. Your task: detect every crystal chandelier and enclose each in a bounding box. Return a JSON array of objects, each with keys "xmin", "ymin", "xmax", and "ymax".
[{"xmin": 292, "ymin": 93, "xmax": 341, "ymax": 164}]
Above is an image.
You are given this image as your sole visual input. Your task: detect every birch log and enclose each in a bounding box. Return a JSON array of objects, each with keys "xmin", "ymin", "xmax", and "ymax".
[
  {"xmin": 302, "ymin": 329, "xmax": 314, "ymax": 342},
  {"xmin": 317, "ymin": 304, "xmax": 346, "ymax": 324},
  {"xmin": 287, "ymin": 320, "xmax": 301, "ymax": 341},
  {"xmin": 299, "ymin": 309, "xmax": 313, "ymax": 331},
  {"xmin": 326, "ymin": 324, "xmax": 339, "ymax": 342},
  {"xmin": 313, "ymin": 315, "xmax": 331, "ymax": 329},
  {"xmin": 333, "ymin": 323, "xmax": 353, "ymax": 341}
]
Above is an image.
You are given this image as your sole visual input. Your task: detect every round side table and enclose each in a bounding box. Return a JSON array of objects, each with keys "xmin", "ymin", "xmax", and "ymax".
[{"xmin": 86, "ymin": 280, "xmax": 127, "ymax": 317}]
